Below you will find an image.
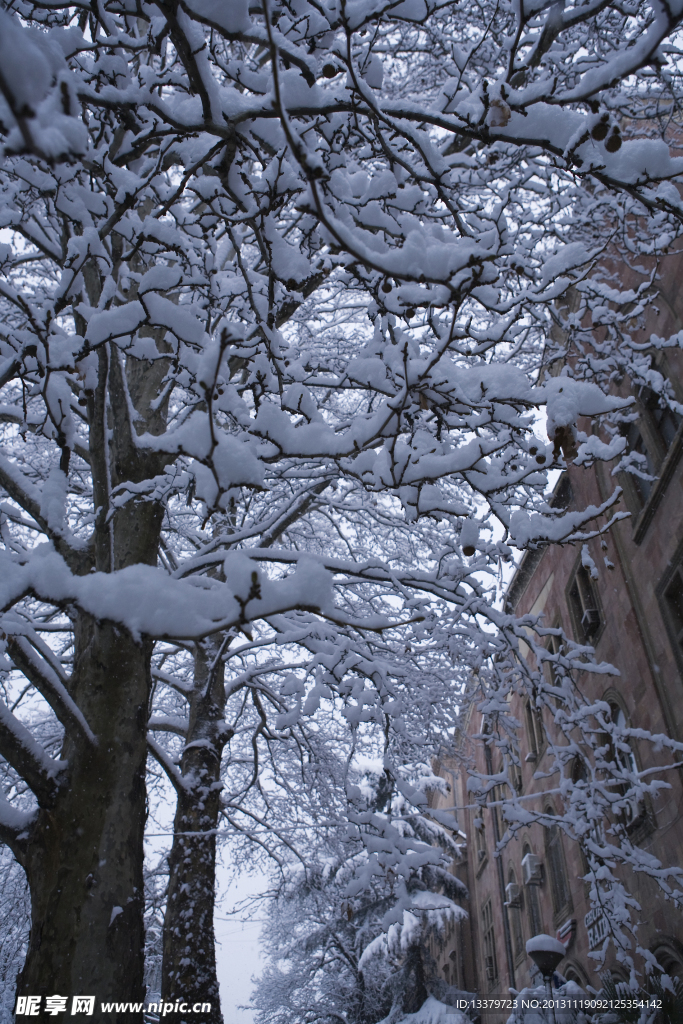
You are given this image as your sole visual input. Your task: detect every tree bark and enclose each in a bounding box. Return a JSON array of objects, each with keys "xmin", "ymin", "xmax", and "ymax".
[
  {"xmin": 161, "ymin": 639, "xmax": 231, "ymax": 1023},
  {"xmin": 12, "ymin": 337, "xmax": 171, "ymax": 1019},
  {"xmin": 16, "ymin": 620, "xmax": 151, "ymax": 1020}
]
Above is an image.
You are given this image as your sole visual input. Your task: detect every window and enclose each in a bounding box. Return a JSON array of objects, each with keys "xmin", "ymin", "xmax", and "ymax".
[
  {"xmin": 525, "ymin": 700, "xmax": 545, "ymax": 761},
  {"xmin": 597, "ymin": 701, "xmax": 647, "ymax": 833},
  {"xmin": 544, "ymin": 809, "xmax": 572, "ymax": 917},
  {"xmin": 545, "ymin": 631, "xmax": 566, "ymax": 703},
  {"xmin": 640, "ymin": 384, "xmax": 682, "ymax": 457},
  {"xmin": 550, "ymin": 474, "xmax": 573, "ymax": 510},
  {"xmin": 474, "ymin": 813, "xmax": 487, "ymax": 865},
  {"xmin": 571, "ymin": 755, "xmax": 588, "ymax": 785},
  {"xmin": 507, "ymin": 868, "xmax": 525, "ymax": 961},
  {"xmin": 605, "ymin": 704, "xmax": 642, "ymax": 828},
  {"xmin": 523, "ymin": 844, "xmax": 543, "ymax": 937},
  {"xmin": 663, "ymin": 562, "xmax": 683, "ymax": 657},
  {"xmin": 651, "ymin": 940, "xmax": 683, "ymax": 982},
  {"xmin": 568, "ymin": 564, "xmax": 602, "ymax": 642},
  {"xmin": 482, "ymin": 899, "xmax": 498, "ymax": 987},
  {"xmin": 620, "ymin": 382, "xmax": 682, "ymax": 512},
  {"xmin": 510, "ymin": 760, "xmax": 523, "ymax": 794},
  {"xmin": 621, "ymin": 417, "xmax": 657, "ymax": 507},
  {"xmin": 491, "ymin": 783, "xmax": 507, "ymax": 842},
  {"xmin": 545, "ymin": 632, "xmax": 562, "ymax": 679},
  {"xmin": 446, "ymin": 948, "xmax": 459, "ymax": 988},
  {"xmin": 564, "ymin": 963, "xmax": 589, "ymax": 987}
]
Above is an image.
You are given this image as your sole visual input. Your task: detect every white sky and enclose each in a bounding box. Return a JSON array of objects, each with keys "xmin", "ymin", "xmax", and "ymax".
[{"xmin": 215, "ymin": 867, "xmax": 266, "ymax": 1023}]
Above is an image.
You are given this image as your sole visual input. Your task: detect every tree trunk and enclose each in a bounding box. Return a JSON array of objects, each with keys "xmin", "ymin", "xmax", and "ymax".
[
  {"xmin": 162, "ymin": 639, "xmax": 230, "ymax": 1023},
  {"xmin": 13, "ymin": 337, "xmax": 170, "ymax": 1019},
  {"xmin": 15, "ymin": 619, "xmax": 151, "ymax": 1020}
]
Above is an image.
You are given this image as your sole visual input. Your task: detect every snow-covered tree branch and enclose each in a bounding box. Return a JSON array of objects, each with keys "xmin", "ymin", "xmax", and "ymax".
[{"xmin": 0, "ymin": 0, "xmax": 682, "ymax": 1015}]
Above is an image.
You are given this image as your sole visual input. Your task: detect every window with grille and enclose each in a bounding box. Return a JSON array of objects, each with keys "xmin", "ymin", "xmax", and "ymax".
[
  {"xmin": 568, "ymin": 564, "xmax": 602, "ymax": 642},
  {"xmin": 544, "ymin": 809, "xmax": 572, "ymax": 916},
  {"xmin": 482, "ymin": 899, "xmax": 498, "ymax": 986}
]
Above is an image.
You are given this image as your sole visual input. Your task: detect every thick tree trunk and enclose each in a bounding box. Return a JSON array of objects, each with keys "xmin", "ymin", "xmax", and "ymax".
[
  {"xmin": 162, "ymin": 640, "xmax": 230, "ymax": 1023},
  {"xmin": 13, "ymin": 337, "xmax": 170, "ymax": 1019},
  {"xmin": 16, "ymin": 619, "xmax": 151, "ymax": 1020}
]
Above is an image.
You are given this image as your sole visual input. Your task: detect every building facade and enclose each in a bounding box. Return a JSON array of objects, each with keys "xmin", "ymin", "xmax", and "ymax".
[{"xmin": 429, "ymin": 253, "xmax": 683, "ymax": 997}]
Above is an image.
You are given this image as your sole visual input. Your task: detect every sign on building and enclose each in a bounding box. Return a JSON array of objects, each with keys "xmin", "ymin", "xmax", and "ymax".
[{"xmin": 585, "ymin": 907, "xmax": 609, "ymax": 951}]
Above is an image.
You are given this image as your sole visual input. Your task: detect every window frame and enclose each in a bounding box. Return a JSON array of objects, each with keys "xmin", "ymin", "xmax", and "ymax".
[
  {"xmin": 524, "ymin": 698, "xmax": 546, "ymax": 763},
  {"xmin": 522, "ymin": 842, "xmax": 544, "ymax": 938},
  {"xmin": 507, "ymin": 867, "xmax": 526, "ymax": 964},
  {"xmin": 622, "ymin": 367, "xmax": 683, "ymax": 542},
  {"xmin": 566, "ymin": 557, "xmax": 604, "ymax": 645},
  {"xmin": 473, "ymin": 810, "xmax": 488, "ymax": 874},
  {"xmin": 481, "ymin": 897, "xmax": 499, "ymax": 990},
  {"xmin": 543, "ymin": 806, "xmax": 573, "ymax": 922},
  {"xmin": 599, "ymin": 696, "xmax": 654, "ymax": 840},
  {"xmin": 658, "ymin": 545, "xmax": 683, "ymax": 681}
]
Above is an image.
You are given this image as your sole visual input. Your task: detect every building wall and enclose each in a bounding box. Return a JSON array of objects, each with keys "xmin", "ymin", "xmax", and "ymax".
[{"xmin": 431, "ymin": 253, "xmax": 683, "ymax": 997}]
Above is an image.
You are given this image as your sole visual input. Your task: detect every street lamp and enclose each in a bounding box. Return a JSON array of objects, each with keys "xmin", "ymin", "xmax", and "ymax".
[{"xmin": 526, "ymin": 934, "xmax": 566, "ymax": 1024}]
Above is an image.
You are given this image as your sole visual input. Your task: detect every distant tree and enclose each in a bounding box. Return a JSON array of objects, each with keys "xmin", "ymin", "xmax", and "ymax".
[
  {"xmin": 252, "ymin": 761, "xmax": 469, "ymax": 1024},
  {"xmin": 0, "ymin": 848, "xmax": 29, "ymax": 1024}
]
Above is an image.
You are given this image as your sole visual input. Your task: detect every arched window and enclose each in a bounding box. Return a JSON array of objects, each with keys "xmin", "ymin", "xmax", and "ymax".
[
  {"xmin": 523, "ymin": 843, "xmax": 543, "ymax": 937},
  {"xmin": 507, "ymin": 867, "xmax": 525, "ymax": 961},
  {"xmin": 525, "ymin": 700, "xmax": 545, "ymax": 761},
  {"xmin": 544, "ymin": 808, "xmax": 572, "ymax": 916},
  {"xmin": 651, "ymin": 939, "xmax": 683, "ymax": 982},
  {"xmin": 564, "ymin": 962, "xmax": 588, "ymax": 988}
]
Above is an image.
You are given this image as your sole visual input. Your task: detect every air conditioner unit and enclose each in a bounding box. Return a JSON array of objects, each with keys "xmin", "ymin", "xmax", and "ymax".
[
  {"xmin": 485, "ymin": 955, "xmax": 496, "ymax": 981},
  {"xmin": 582, "ymin": 608, "xmax": 600, "ymax": 636},
  {"xmin": 521, "ymin": 852, "xmax": 543, "ymax": 886},
  {"xmin": 504, "ymin": 882, "xmax": 521, "ymax": 907}
]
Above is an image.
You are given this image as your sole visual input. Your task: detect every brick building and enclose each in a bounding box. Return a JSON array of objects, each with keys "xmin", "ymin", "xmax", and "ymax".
[{"xmin": 429, "ymin": 253, "xmax": 683, "ymax": 997}]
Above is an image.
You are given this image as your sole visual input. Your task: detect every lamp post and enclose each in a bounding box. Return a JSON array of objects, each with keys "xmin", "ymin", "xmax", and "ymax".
[{"xmin": 526, "ymin": 935, "xmax": 566, "ymax": 1024}]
